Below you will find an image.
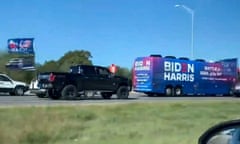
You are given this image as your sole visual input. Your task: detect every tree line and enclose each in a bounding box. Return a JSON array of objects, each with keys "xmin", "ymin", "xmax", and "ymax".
[{"xmin": 0, "ymin": 50, "xmax": 132, "ymax": 84}]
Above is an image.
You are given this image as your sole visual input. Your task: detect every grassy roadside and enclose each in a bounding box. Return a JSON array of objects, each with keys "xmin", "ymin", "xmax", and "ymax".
[{"xmin": 0, "ymin": 101, "xmax": 240, "ymax": 144}]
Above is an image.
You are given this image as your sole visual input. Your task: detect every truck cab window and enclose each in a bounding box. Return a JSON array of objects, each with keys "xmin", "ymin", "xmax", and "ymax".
[
  {"xmin": 97, "ymin": 68, "xmax": 110, "ymax": 75},
  {"xmin": 83, "ymin": 66, "xmax": 96, "ymax": 75}
]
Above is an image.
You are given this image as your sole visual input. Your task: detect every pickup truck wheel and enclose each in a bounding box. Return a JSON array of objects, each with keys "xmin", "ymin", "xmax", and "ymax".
[
  {"xmin": 117, "ymin": 86, "xmax": 129, "ymax": 99},
  {"xmin": 14, "ymin": 86, "xmax": 25, "ymax": 96},
  {"xmin": 61, "ymin": 85, "xmax": 78, "ymax": 100},
  {"xmin": 101, "ymin": 92, "xmax": 112, "ymax": 99}
]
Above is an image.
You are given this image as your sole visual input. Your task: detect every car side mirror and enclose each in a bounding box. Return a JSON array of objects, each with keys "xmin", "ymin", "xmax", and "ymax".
[{"xmin": 199, "ymin": 119, "xmax": 240, "ymax": 144}]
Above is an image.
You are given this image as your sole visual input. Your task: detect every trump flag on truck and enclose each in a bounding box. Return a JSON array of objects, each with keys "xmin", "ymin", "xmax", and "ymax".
[{"xmin": 8, "ymin": 38, "xmax": 35, "ymax": 55}]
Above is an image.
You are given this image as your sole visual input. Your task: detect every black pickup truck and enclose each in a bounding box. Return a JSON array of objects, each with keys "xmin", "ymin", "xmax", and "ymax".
[{"xmin": 38, "ymin": 65, "xmax": 132, "ymax": 100}]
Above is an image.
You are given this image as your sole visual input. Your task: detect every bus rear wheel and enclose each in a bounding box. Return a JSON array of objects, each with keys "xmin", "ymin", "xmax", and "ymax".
[
  {"xmin": 175, "ymin": 87, "xmax": 182, "ymax": 96},
  {"xmin": 165, "ymin": 87, "xmax": 173, "ymax": 96}
]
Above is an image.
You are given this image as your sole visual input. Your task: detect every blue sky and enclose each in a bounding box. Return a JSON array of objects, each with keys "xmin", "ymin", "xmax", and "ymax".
[{"xmin": 0, "ymin": 0, "xmax": 239, "ymax": 69}]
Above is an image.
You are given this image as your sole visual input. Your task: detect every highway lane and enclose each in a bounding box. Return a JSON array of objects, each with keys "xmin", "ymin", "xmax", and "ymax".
[{"xmin": 0, "ymin": 92, "xmax": 239, "ymax": 107}]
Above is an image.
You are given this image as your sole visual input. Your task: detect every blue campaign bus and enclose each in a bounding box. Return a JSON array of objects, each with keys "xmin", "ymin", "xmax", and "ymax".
[{"xmin": 132, "ymin": 55, "xmax": 238, "ymax": 96}]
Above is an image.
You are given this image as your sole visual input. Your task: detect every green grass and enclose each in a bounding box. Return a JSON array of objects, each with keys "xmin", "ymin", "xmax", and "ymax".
[{"xmin": 0, "ymin": 101, "xmax": 240, "ymax": 144}]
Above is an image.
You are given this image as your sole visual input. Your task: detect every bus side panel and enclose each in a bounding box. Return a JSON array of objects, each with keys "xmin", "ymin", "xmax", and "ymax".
[
  {"xmin": 192, "ymin": 58, "xmax": 237, "ymax": 95},
  {"xmin": 151, "ymin": 57, "xmax": 165, "ymax": 93},
  {"xmin": 154, "ymin": 58, "xmax": 237, "ymax": 95},
  {"xmin": 133, "ymin": 56, "xmax": 237, "ymax": 96},
  {"xmin": 133, "ymin": 57, "xmax": 154, "ymax": 92}
]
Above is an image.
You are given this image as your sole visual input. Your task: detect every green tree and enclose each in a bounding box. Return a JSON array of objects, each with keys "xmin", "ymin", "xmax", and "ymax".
[
  {"xmin": 112, "ymin": 65, "xmax": 132, "ymax": 80},
  {"xmin": 0, "ymin": 50, "xmax": 134, "ymax": 84},
  {"xmin": 37, "ymin": 60, "xmax": 59, "ymax": 72},
  {"xmin": 0, "ymin": 52, "xmax": 33, "ymax": 83},
  {"xmin": 0, "ymin": 51, "xmax": 13, "ymax": 72},
  {"xmin": 58, "ymin": 50, "xmax": 93, "ymax": 72}
]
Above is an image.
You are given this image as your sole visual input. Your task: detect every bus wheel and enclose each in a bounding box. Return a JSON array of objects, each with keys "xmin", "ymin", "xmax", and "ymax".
[
  {"xmin": 175, "ymin": 87, "xmax": 182, "ymax": 96},
  {"xmin": 165, "ymin": 87, "xmax": 173, "ymax": 96}
]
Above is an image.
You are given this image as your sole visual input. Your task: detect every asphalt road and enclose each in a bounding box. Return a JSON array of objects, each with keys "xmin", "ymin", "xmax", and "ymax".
[{"xmin": 0, "ymin": 92, "xmax": 239, "ymax": 107}]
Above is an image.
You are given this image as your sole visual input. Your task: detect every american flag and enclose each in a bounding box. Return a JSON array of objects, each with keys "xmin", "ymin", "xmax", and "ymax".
[{"xmin": 19, "ymin": 40, "xmax": 32, "ymax": 48}]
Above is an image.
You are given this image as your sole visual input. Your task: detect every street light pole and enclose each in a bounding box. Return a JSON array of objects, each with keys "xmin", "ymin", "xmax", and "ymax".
[{"xmin": 175, "ymin": 4, "xmax": 194, "ymax": 59}]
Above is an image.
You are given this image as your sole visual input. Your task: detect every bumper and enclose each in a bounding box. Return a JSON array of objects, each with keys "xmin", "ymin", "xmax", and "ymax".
[{"xmin": 29, "ymin": 88, "xmax": 47, "ymax": 95}]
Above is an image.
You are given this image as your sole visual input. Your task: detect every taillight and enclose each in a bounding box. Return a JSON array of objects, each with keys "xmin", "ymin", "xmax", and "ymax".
[{"xmin": 49, "ymin": 73, "xmax": 56, "ymax": 82}]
